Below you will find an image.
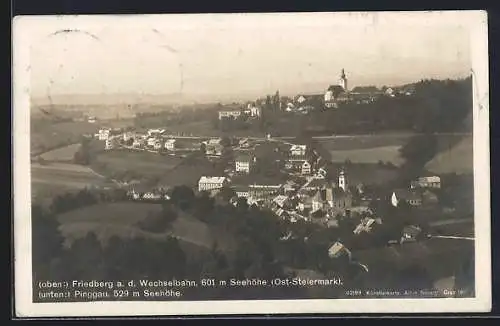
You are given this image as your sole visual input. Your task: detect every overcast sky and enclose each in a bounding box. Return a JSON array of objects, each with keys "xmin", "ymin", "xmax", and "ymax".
[{"xmin": 24, "ymin": 12, "xmax": 476, "ymax": 101}]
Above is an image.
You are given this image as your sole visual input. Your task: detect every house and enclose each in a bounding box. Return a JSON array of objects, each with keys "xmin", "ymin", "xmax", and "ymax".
[
  {"xmin": 353, "ymin": 218, "xmax": 377, "ymax": 235},
  {"xmin": 205, "ymin": 138, "xmax": 224, "ymax": 156},
  {"xmin": 238, "ymin": 138, "xmax": 250, "ymax": 148},
  {"xmin": 88, "ymin": 116, "xmax": 96, "ymax": 123},
  {"xmin": 98, "ymin": 128, "xmax": 110, "ymax": 141},
  {"xmin": 147, "ymin": 137, "xmax": 157, "ymax": 147},
  {"xmin": 105, "ymin": 139, "xmax": 114, "ymax": 150},
  {"xmin": 123, "ymin": 132, "xmax": 133, "ymax": 142},
  {"xmin": 385, "ymin": 87, "xmax": 395, "ymax": 97},
  {"xmin": 143, "ymin": 191, "xmax": 162, "ymax": 201},
  {"xmin": 164, "ymin": 139, "xmax": 176, "ymax": 151},
  {"xmin": 301, "ymin": 161, "xmax": 312, "ymax": 175},
  {"xmin": 132, "ymin": 138, "xmax": 143, "ymax": 148},
  {"xmin": 232, "ymin": 185, "xmax": 250, "ymax": 198},
  {"xmin": 290, "ymin": 144, "xmax": 307, "ymax": 157},
  {"xmin": 316, "ymin": 167, "xmax": 328, "ymax": 179},
  {"xmin": 198, "ymin": 176, "xmax": 229, "ymax": 192},
  {"xmin": 400, "ymin": 225, "xmax": 422, "ymax": 243},
  {"xmin": 272, "ymin": 195, "xmax": 291, "ymax": 209},
  {"xmin": 391, "ymin": 189, "xmax": 423, "ymax": 207},
  {"xmin": 248, "ymin": 105, "xmax": 261, "ymax": 117},
  {"xmin": 147, "ymin": 129, "xmax": 166, "ymax": 137},
  {"xmin": 235, "ymin": 153, "xmax": 255, "ymax": 174},
  {"xmin": 218, "ymin": 110, "xmax": 242, "ymax": 120},
  {"xmin": 153, "ymin": 141, "xmax": 163, "ymax": 150},
  {"xmin": 410, "ymin": 176, "xmax": 441, "ymax": 189},
  {"xmin": 328, "ymin": 241, "xmax": 351, "ymax": 259}
]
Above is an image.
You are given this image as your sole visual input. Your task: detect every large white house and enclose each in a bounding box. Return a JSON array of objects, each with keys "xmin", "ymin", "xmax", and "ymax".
[
  {"xmin": 198, "ymin": 176, "xmax": 229, "ymax": 192},
  {"xmin": 235, "ymin": 153, "xmax": 254, "ymax": 174},
  {"xmin": 290, "ymin": 144, "xmax": 307, "ymax": 157},
  {"xmin": 98, "ymin": 128, "xmax": 110, "ymax": 141}
]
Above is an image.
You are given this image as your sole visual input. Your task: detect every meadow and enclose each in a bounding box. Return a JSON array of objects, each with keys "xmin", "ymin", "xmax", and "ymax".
[
  {"xmin": 90, "ymin": 149, "xmax": 184, "ymax": 179},
  {"xmin": 56, "ymin": 202, "xmax": 233, "ymax": 251},
  {"xmin": 38, "ymin": 143, "xmax": 82, "ymax": 162},
  {"xmin": 31, "ymin": 162, "xmax": 115, "ymax": 205}
]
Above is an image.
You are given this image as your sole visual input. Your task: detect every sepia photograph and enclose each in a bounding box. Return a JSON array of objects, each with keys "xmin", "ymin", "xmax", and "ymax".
[{"xmin": 13, "ymin": 11, "xmax": 490, "ymax": 316}]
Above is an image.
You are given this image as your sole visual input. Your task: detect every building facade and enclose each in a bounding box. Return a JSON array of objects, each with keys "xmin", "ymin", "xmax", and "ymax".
[{"xmin": 198, "ymin": 176, "xmax": 228, "ymax": 192}]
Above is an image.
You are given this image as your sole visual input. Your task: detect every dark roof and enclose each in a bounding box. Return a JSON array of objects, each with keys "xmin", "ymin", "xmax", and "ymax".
[
  {"xmin": 314, "ymin": 187, "xmax": 350, "ymax": 202},
  {"xmin": 327, "ymin": 85, "xmax": 346, "ymax": 95},
  {"xmin": 235, "ymin": 153, "xmax": 253, "ymax": 162},
  {"xmin": 403, "ymin": 225, "xmax": 422, "ymax": 237}
]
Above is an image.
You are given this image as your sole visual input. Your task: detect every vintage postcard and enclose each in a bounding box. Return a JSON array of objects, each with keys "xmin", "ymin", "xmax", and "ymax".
[{"xmin": 13, "ymin": 11, "xmax": 490, "ymax": 317}]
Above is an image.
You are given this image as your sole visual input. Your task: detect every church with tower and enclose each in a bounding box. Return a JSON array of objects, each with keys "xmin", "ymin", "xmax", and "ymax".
[
  {"xmin": 311, "ymin": 167, "xmax": 353, "ymax": 215},
  {"xmin": 324, "ymin": 69, "xmax": 350, "ymax": 109}
]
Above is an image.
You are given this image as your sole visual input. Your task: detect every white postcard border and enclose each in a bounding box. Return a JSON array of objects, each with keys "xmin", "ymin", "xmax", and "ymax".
[{"xmin": 13, "ymin": 11, "xmax": 491, "ymax": 317}]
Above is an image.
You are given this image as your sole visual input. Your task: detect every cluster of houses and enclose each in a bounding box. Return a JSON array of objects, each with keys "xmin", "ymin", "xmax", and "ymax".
[
  {"xmin": 217, "ymin": 103, "xmax": 262, "ymax": 121},
  {"xmin": 95, "ymin": 127, "xmax": 203, "ymax": 153}
]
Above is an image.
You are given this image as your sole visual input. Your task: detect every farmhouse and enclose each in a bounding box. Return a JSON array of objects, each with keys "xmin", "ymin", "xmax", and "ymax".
[
  {"xmin": 105, "ymin": 139, "xmax": 114, "ymax": 150},
  {"xmin": 198, "ymin": 176, "xmax": 229, "ymax": 192},
  {"xmin": 391, "ymin": 189, "xmax": 423, "ymax": 207}
]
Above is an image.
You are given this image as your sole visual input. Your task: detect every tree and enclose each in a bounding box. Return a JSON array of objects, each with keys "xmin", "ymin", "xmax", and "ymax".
[
  {"xmin": 217, "ymin": 186, "xmax": 237, "ymax": 202},
  {"xmin": 170, "ymin": 185, "xmax": 195, "ymax": 210}
]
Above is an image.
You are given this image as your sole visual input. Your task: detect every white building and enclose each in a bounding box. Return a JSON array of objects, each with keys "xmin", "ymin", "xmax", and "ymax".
[
  {"xmin": 338, "ymin": 169, "xmax": 348, "ymax": 192},
  {"xmin": 164, "ymin": 139, "xmax": 176, "ymax": 151},
  {"xmin": 198, "ymin": 176, "xmax": 228, "ymax": 192},
  {"xmin": 290, "ymin": 144, "xmax": 307, "ymax": 157},
  {"xmin": 98, "ymin": 128, "xmax": 110, "ymax": 141},
  {"xmin": 218, "ymin": 110, "xmax": 242, "ymax": 120},
  {"xmin": 328, "ymin": 241, "xmax": 351, "ymax": 259},
  {"xmin": 105, "ymin": 139, "xmax": 114, "ymax": 150},
  {"xmin": 153, "ymin": 141, "xmax": 163, "ymax": 150},
  {"xmin": 235, "ymin": 154, "xmax": 254, "ymax": 174},
  {"xmin": 301, "ymin": 161, "xmax": 312, "ymax": 175},
  {"xmin": 410, "ymin": 176, "xmax": 441, "ymax": 189},
  {"xmin": 248, "ymin": 105, "xmax": 261, "ymax": 117},
  {"xmin": 147, "ymin": 129, "xmax": 166, "ymax": 137},
  {"xmin": 147, "ymin": 137, "xmax": 157, "ymax": 147}
]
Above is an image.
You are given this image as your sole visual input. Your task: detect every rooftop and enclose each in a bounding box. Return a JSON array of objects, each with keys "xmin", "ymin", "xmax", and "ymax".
[{"xmin": 198, "ymin": 176, "xmax": 227, "ymax": 184}]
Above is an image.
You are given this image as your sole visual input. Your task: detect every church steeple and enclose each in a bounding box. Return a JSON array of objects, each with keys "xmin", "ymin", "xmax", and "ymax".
[{"xmin": 339, "ymin": 68, "xmax": 348, "ymax": 91}]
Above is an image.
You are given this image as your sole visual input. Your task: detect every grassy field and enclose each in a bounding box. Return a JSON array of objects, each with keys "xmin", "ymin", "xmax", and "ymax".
[
  {"xmin": 426, "ymin": 135, "xmax": 473, "ymax": 174},
  {"xmin": 91, "ymin": 149, "xmax": 184, "ymax": 179},
  {"xmin": 31, "ymin": 120, "xmax": 101, "ymax": 155},
  {"xmin": 316, "ymin": 134, "xmax": 412, "ymax": 151},
  {"xmin": 31, "ymin": 162, "xmax": 115, "ymax": 204},
  {"xmin": 38, "ymin": 143, "xmax": 81, "ymax": 162},
  {"xmin": 158, "ymin": 154, "xmax": 225, "ymax": 188},
  {"xmin": 328, "ymin": 146, "xmax": 405, "ymax": 166},
  {"xmin": 56, "ymin": 202, "xmax": 234, "ymax": 251}
]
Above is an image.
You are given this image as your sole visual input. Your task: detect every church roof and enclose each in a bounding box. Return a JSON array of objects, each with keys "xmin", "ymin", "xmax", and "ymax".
[{"xmin": 327, "ymin": 85, "xmax": 346, "ymax": 96}]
